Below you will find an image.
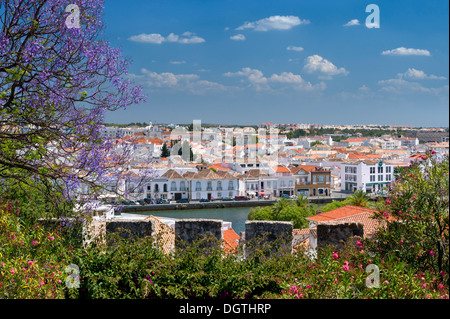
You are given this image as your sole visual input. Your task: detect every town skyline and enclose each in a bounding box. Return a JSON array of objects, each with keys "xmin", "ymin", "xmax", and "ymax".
[{"xmin": 102, "ymin": 0, "xmax": 449, "ymax": 127}]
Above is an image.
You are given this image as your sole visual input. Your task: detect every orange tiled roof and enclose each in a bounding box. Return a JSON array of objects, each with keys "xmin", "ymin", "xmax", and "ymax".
[
  {"xmin": 223, "ymin": 229, "xmax": 240, "ymax": 254},
  {"xmin": 306, "ymin": 205, "xmax": 377, "ymax": 222},
  {"xmin": 273, "ymin": 165, "xmax": 290, "ymax": 173}
]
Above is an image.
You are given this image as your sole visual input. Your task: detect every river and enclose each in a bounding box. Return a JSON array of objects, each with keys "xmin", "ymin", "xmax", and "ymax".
[{"xmin": 136, "ymin": 207, "xmax": 252, "ymax": 234}]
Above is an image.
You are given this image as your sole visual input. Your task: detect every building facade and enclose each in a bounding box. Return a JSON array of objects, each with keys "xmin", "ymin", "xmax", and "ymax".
[{"xmin": 340, "ymin": 160, "xmax": 394, "ymax": 193}]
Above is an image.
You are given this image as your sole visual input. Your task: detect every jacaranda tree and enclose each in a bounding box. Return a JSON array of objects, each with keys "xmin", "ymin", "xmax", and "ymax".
[{"xmin": 0, "ymin": 0, "xmax": 146, "ymax": 210}]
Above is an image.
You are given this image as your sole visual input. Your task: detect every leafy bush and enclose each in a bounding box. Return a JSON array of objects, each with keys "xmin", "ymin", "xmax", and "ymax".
[
  {"xmin": 248, "ymin": 198, "xmax": 313, "ymax": 228},
  {"xmin": 370, "ymin": 154, "xmax": 449, "ymax": 284}
]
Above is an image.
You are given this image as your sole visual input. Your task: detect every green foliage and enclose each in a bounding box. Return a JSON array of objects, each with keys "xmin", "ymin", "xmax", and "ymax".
[
  {"xmin": 248, "ymin": 198, "xmax": 313, "ymax": 228},
  {"xmin": 370, "ymin": 154, "xmax": 449, "ymax": 282},
  {"xmin": 321, "ymin": 198, "xmax": 352, "ymax": 212},
  {"xmin": 160, "ymin": 143, "xmax": 170, "ymax": 158},
  {"xmin": 348, "ymin": 190, "xmax": 370, "ymax": 207}
]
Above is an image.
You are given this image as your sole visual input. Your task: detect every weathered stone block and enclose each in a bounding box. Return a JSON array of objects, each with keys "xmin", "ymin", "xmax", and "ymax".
[
  {"xmin": 174, "ymin": 219, "xmax": 223, "ymax": 251},
  {"xmin": 244, "ymin": 220, "xmax": 293, "ymax": 257},
  {"xmin": 317, "ymin": 221, "xmax": 364, "ymax": 250}
]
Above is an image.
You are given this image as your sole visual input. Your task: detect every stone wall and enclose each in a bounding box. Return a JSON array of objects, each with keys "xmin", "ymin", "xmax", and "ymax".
[
  {"xmin": 244, "ymin": 221, "xmax": 293, "ymax": 257},
  {"xmin": 316, "ymin": 221, "xmax": 364, "ymax": 250},
  {"xmin": 174, "ymin": 219, "xmax": 223, "ymax": 251}
]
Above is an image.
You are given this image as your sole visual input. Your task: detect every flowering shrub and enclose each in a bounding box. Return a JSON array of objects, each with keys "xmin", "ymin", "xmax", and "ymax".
[
  {"xmin": 0, "ymin": 200, "xmax": 70, "ymax": 298},
  {"xmin": 1, "ymin": 155, "xmax": 448, "ymax": 299},
  {"xmin": 370, "ymin": 154, "xmax": 449, "ymax": 285}
]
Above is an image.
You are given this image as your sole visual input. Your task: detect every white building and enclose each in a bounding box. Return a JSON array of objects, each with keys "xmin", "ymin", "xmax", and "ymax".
[{"xmin": 341, "ymin": 159, "xmax": 394, "ymax": 194}]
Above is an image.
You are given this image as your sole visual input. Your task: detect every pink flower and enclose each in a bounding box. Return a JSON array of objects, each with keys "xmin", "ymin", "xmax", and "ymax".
[
  {"xmin": 412, "ymin": 196, "xmax": 416, "ymax": 200},
  {"xmin": 47, "ymin": 235, "xmax": 54, "ymax": 241},
  {"xmin": 31, "ymin": 240, "xmax": 38, "ymax": 245},
  {"xmin": 398, "ymin": 211, "xmax": 402, "ymax": 215},
  {"xmin": 334, "ymin": 278, "xmax": 338, "ymax": 283},
  {"xmin": 429, "ymin": 250, "xmax": 435, "ymax": 256},
  {"xmin": 342, "ymin": 261, "xmax": 349, "ymax": 271},
  {"xmin": 11, "ymin": 234, "xmax": 16, "ymax": 240},
  {"xmin": 384, "ymin": 280, "xmax": 389, "ymax": 285},
  {"xmin": 1, "ymin": 263, "xmax": 5, "ymax": 267},
  {"xmin": 306, "ymin": 285, "xmax": 312, "ymax": 289},
  {"xmin": 427, "ymin": 294, "xmax": 431, "ymax": 299},
  {"xmin": 422, "ymin": 283, "xmax": 427, "ymax": 289},
  {"xmin": 28, "ymin": 260, "xmax": 36, "ymax": 266},
  {"xmin": 386, "ymin": 200, "xmax": 391, "ymax": 204},
  {"xmin": 357, "ymin": 241, "xmax": 363, "ymax": 248},
  {"xmin": 383, "ymin": 212, "xmax": 389, "ymax": 218},
  {"xmin": 332, "ymin": 252, "xmax": 339, "ymax": 260},
  {"xmin": 438, "ymin": 284, "xmax": 444, "ymax": 290},
  {"xmin": 440, "ymin": 271, "xmax": 445, "ymax": 277},
  {"xmin": 360, "ymin": 250, "xmax": 365, "ymax": 254},
  {"xmin": 10, "ymin": 269, "xmax": 15, "ymax": 274},
  {"xmin": 400, "ymin": 240, "xmax": 404, "ymax": 244}
]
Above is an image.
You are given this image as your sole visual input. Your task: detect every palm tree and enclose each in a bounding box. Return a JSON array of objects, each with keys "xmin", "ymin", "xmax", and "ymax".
[
  {"xmin": 272, "ymin": 198, "xmax": 294, "ymax": 219},
  {"xmin": 296, "ymin": 195, "xmax": 309, "ymax": 208},
  {"xmin": 349, "ymin": 190, "xmax": 369, "ymax": 207}
]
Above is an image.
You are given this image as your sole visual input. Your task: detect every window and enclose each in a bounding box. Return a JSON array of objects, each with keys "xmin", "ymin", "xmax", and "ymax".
[
  {"xmin": 196, "ymin": 192, "xmax": 201, "ymax": 199},
  {"xmin": 147, "ymin": 185, "xmax": 151, "ymax": 191},
  {"xmin": 228, "ymin": 181, "xmax": 234, "ymax": 190},
  {"xmin": 155, "ymin": 184, "xmax": 159, "ymax": 192},
  {"xmin": 180, "ymin": 181, "xmax": 186, "ymax": 191},
  {"xmin": 386, "ymin": 174, "xmax": 391, "ymax": 181},
  {"xmin": 313, "ymin": 176, "xmax": 317, "ymax": 184},
  {"xmin": 370, "ymin": 167, "xmax": 375, "ymax": 174},
  {"xmin": 378, "ymin": 175, "xmax": 383, "ymax": 181},
  {"xmin": 217, "ymin": 181, "xmax": 222, "ymax": 191},
  {"xmin": 171, "ymin": 181, "xmax": 177, "ymax": 191},
  {"xmin": 163, "ymin": 184, "xmax": 168, "ymax": 192},
  {"xmin": 196, "ymin": 181, "xmax": 202, "ymax": 191},
  {"xmin": 207, "ymin": 181, "xmax": 212, "ymax": 191},
  {"xmin": 370, "ymin": 175, "xmax": 375, "ymax": 182},
  {"xmin": 386, "ymin": 166, "xmax": 392, "ymax": 173},
  {"xmin": 378, "ymin": 166, "xmax": 383, "ymax": 174},
  {"xmin": 217, "ymin": 192, "xmax": 222, "ymax": 198},
  {"xmin": 229, "ymin": 192, "xmax": 233, "ymax": 198},
  {"xmin": 318, "ymin": 175, "xmax": 325, "ymax": 183}
]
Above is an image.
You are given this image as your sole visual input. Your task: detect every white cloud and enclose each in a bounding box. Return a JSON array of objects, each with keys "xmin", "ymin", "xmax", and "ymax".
[
  {"xmin": 224, "ymin": 67, "xmax": 325, "ymax": 91},
  {"xmin": 381, "ymin": 47, "xmax": 431, "ymax": 56},
  {"xmin": 169, "ymin": 60, "xmax": 186, "ymax": 65},
  {"xmin": 128, "ymin": 33, "xmax": 165, "ymax": 44},
  {"xmin": 343, "ymin": 19, "xmax": 360, "ymax": 27},
  {"xmin": 224, "ymin": 67, "xmax": 268, "ymax": 90},
  {"xmin": 236, "ymin": 15, "xmax": 310, "ymax": 31},
  {"xmin": 399, "ymin": 68, "xmax": 447, "ymax": 80},
  {"xmin": 128, "ymin": 32, "xmax": 205, "ymax": 44},
  {"xmin": 230, "ymin": 34, "xmax": 246, "ymax": 41},
  {"xmin": 286, "ymin": 46, "xmax": 304, "ymax": 52},
  {"xmin": 130, "ymin": 68, "xmax": 228, "ymax": 95},
  {"xmin": 304, "ymin": 55, "xmax": 349, "ymax": 79},
  {"xmin": 378, "ymin": 77, "xmax": 449, "ymax": 96}
]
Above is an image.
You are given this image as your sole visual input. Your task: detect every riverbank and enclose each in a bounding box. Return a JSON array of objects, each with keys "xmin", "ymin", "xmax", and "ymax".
[{"xmin": 120, "ymin": 195, "xmax": 349, "ymax": 213}]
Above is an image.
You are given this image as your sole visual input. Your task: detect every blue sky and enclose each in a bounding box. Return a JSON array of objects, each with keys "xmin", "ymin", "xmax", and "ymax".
[{"xmin": 102, "ymin": 0, "xmax": 449, "ymax": 127}]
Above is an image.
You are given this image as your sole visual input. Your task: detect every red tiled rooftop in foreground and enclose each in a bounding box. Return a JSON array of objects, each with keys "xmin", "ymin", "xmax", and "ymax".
[
  {"xmin": 306, "ymin": 205, "xmax": 377, "ymax": 222},
  {"xmin": 306, "ymin": 205, "xmax": 391, "ymax": 238},
  {"xmin": 223, "ymin": 229, "xmax": 240, "ymax": 254}
]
